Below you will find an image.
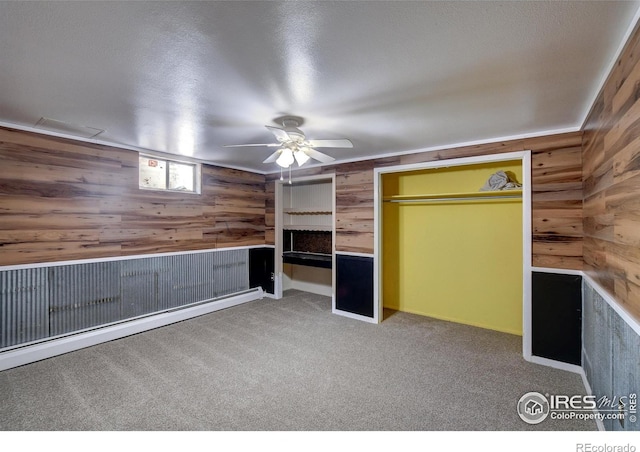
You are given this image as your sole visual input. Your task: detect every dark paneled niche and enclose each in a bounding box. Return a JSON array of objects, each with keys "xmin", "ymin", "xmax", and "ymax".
[
  {"xmin": 283, "ymin": 230, "xmax": 332, "ymax": 268},
  {"xmin": 283, "ymin": 230, "xmax": 332, "ymax": 254}
]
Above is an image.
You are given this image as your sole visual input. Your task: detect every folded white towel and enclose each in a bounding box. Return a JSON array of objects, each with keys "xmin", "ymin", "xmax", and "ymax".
[{"xmin": 479, "ymin": 170, "xmax": 522, "ymax": 191}]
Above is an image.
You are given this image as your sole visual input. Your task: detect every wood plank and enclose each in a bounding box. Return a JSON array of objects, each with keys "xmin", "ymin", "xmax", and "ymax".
[
  {"xmin": 583, "ymin": 156, "xmax": 614, "ymax": 198},
  {"xmin": 100, "ymin": 200, "xmax": 204, "ymax": 217},
  {"xmin": 532, "ymin": 254, "xmax": 583, "ymax": 270},
  {"xmin": 604, "ymin": 97, "xmax": 640, "ymax": 158},
  {"xmin": 523, "ymin": 131, "xmax": 583, "ymax": 152},
  {"xmin": 0, "ymin": 229, "xmax": 100, "ymax": 244},
  {"xmin": 532, "ymin": 145, "xmax": 581, "ymax": 171},
  {"xmin": 583, "ymin": 214, "xmax": 614, "ymax": 241},
  {"xmin": 532, "ymin": 216, "xmax": 582, "ymax": 237},
  {"xmin": 614, "ymin": 211, "xmax": 640, "ymax": 247},
  {"xmin": 265, "ymin": 229, "xmax": 275, "ymax": 245},
  {"xmin": 0, "ymin": 195, "xmax": 101, "ymax": 214},
  {"xmin": 612, "ymin": 135, "xmax": 640, "ymax": 184},
  {"xmin": 605, "ymin": 20, "xmax": 640, "ymax": 106},
  {"xmin": 0, "ymin": 241, "xmax": 122, "ymax": 265},
  {"xmin": 336, "ymin": 207, "xmax": 374, "ymax": 234},
  {"xmin": 531, "ymin": 186, "xmax": 583, "ymax": 202},
  {"xmin": 336, "ymin": 231, "xmax": 373, "ymax": 254},
  {"xmin": 532, "ymin": 237, "xmax": 582, "ymax": 257},
  {"xmin": 0, "ymin": 214, "xmax": 121, "ymax": 230},
  {"xmin": 398, "ymin": 150, "xmax": 441, "ymax": 165},
  {"xmin": 533, "ymin": 205, "xmax": 583, "ymax": 219},
  {"xmin": 608, "ymin": 242, "xmax": 640, "ymax": 298},
  {"xmin": 120, "ymin": 216, "xmax": 212, "ymax": 229},
  {"xmin": 0, "ymin": 127, "xmax": 130, "ymax": 169},
  {"xmin": 582, "ymin": 127, "xmax": 606, "ymax": 178},
  {"xmin": 583, "ymin": 237, "xmax": 610, "ymax": 274},
  {"xmin": 611, "ymin": 46, "xmax": 640, "ymax": 116},
  {"xmin": 583, "ymin": 191, "xmax": 611, "ymax": 244},
  {"xmin": 265, "ymin": 213, "xmax": 275, "ymax": 229},
  {"xmin": 606, "ymin": 171, "xmax": 640, "ymax": 212},
  {"xmin": 99, "ymin": 228, "xmax": 203, "ymax": 242}
]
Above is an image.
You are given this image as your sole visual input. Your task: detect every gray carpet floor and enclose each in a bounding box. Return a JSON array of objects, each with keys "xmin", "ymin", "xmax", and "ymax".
[{"xmin": 0, "ymin": 290, "xmax": 595, "ymax": 431}]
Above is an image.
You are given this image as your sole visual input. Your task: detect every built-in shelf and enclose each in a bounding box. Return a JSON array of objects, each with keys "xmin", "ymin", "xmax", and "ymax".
[
  {"xmin": 283, "ymin": 251, "xmax": 332, "ymax": 269},
  {"xmin": 383, "ymin": 189, "xmax": 522, "ymax": 203},
  {"xmin": 283, "ymin": 208, "xmax": 333, "ymax": 215},
  {"xmin": 283, "ymin": 225, "xmax": 333, "ymax": 231}
]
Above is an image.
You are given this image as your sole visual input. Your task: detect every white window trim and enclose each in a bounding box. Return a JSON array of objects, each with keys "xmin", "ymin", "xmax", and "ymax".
[{"xmin": 139, "ymin": 153, "xmax": 202, "ymax": 194}]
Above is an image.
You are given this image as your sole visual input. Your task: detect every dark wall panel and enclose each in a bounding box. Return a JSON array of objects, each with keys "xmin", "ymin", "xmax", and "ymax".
[
  {"xmin": 336, "ymin": 254, "xmax": 373, "ymax": 318},
  {"xmin": 249, "ymin": 247, "xmax": 274, "ymax": 294},
  {"xmin": 532, "ymin": 272, "xmax": 582, "ymax": 365}
]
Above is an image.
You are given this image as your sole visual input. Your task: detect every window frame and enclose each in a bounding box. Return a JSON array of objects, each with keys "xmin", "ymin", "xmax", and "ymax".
[{"xmin": 138, "ymin": 153, "xmax": 201, "ymax": 195}]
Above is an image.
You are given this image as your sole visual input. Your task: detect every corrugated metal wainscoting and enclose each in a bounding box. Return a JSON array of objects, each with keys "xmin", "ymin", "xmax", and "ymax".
[
  {"xmin": 583, "ymin": 279, "xmax": 640, "ymax": 431},
  {"xmin": 0, "ymin": 249, "xmax": 249, "ymax": 350}
]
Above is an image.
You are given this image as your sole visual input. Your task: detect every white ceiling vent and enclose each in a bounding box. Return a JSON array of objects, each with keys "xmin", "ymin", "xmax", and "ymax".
[{"xmin": 34, "ymin": 117, "xmax": 104, "ymax": 138}]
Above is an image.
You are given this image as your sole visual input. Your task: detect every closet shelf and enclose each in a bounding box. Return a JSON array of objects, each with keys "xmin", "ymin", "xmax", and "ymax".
[
  {"xmin": 283, "ymin": 225, "xmax": 333, "ymax": 231},
  {"xmin": 383, "ymin": 189, "xmax": 522, "ymax": 203},
  {"xmin": 283, "ymin": 208, "xmax": 332, "ymax": 215}
]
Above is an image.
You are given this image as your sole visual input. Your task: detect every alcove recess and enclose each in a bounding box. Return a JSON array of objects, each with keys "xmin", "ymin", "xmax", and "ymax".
[
  {"xmin": 381, "ymin": 159, "xmax": 523, "ymax": 334},
  {"xmin": 281, "ymin": 178, "xmax": 333, "ymax": 296}
]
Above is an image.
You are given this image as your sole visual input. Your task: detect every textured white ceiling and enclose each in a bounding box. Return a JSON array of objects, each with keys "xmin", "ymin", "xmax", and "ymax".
[{"xmin": 0, "ymin": 1, "xmax": 638, "ymax": 173}]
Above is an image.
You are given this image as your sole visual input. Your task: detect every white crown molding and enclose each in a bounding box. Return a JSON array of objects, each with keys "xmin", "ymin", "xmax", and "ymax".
[
  {"xmin": 266, "ymin": 127, "xmax": 579, "ymax": 174},
  {"xmin": 580, "ymin": 4, "xmax": 640, "ymax": 129}
]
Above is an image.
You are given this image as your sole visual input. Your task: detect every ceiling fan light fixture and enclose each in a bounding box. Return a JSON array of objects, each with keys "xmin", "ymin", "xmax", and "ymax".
[
  {"xmin": 276, "ymin": 148, "xmax": 295, "ymax": 168},
  {"xmin": 226, "ymin": 117, "xmax": 351, "ymax": 167},
  {"xmin": 294, "ymin": 149, "xmax": 310, "ymax": 166}
]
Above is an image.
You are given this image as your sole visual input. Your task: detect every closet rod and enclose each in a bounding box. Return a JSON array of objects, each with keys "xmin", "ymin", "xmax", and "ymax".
[{"xmin": 384, "ymin": 195, "xmax": 522, "ymax": 203}]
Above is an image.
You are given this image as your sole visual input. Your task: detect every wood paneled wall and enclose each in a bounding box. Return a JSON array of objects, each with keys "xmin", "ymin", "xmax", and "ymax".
[
  {"xmin": 266, "ymin": 132, "xmax": 583, "ymax": 270},
  {"xmin": 0, "ymin": 126, "xmax": 265, "ymax": 266},
  {"xmin": 582, "ymin": 20, "xmax": 640, "ymax": 318}
]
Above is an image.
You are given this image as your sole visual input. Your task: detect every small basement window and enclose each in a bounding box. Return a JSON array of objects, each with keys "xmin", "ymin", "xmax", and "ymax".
[{"xmin": 139, "ymin": 155, "xmax": 200, "ymax": 194}]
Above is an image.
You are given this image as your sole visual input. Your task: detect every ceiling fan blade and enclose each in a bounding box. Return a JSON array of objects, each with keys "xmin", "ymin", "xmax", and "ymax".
[
  {"xmin": 302, "ymin": 147, "xmax": 335, "ymax": 163},
  {"xmin": 223, "ymin": 143, "xmax": 280, "ymax": 148},
  {"xmin": 265, "ymin": 126, "xmax": 291, "ymax": 143},
  {"xmin": 305, "ymin": 139, "xmax": 353, "ymax": 148},
  {"xmin": 263, "ymin": 150, "xmax": 282, "ymax": 164}
]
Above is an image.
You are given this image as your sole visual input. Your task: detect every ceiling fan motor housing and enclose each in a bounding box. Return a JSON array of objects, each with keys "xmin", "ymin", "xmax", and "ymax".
[
  {"xmin": 281, "ymin": 119, "xmax": 305, "ymax": 143},
  {"xmin": 224, "ymin": 116, "xmax": 349, "ymax": 165}
]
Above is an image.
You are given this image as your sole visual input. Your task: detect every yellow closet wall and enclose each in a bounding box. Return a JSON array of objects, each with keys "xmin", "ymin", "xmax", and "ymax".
[{"xmin": 382, "ymin": 160, "xmax": 523, "ymax": 335}]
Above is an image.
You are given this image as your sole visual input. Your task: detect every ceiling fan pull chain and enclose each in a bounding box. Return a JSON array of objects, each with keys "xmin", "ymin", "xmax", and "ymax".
[
  {"xmin": 280, "ymin": 166, "xmax": 284, "ymax": 181},
  {"xmin": 288, "ymin": 166, "xmax": 292, "ymax": 184}
]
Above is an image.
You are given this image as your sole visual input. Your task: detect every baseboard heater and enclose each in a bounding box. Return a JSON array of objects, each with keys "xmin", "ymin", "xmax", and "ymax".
[{"xmin": 0, "ymin": 287, "xmax": 263, "ymax": 372}]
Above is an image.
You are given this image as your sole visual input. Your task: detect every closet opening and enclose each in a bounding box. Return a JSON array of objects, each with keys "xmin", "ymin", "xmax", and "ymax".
[
  {"xmin": 275, "ymin": 175, "xmax": 336, "ymax": 300},
  {"xmin": 374, "ymin": 151, "xmax": 532, "ymax": 357}
]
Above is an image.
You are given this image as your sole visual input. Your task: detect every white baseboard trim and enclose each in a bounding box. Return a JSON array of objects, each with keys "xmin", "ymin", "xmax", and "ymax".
[
  {"xmin": 289, "ymin": 280, "xmax": 332, "ymax": 297},
  {"xmin": 579, "ymin": 367, "xmax": 606, "ymax": 432},
  {"xmin": 335, "ymin": 251, "xmax": 374, "ymax": 258},
  {"xmin": 0, "ymin": 288, "xmax": 263, "ymax": 372},
  {"xmin": 583, "ymin": 273, "xmax": 640, "ymax": 337},
  {"xmin": 531, "ymin": 266, "xmax": 583, "ymax": 276},
  {"xmin": 332, "ymin": 308, "xmax": 377, "ymax": 324},
  {"xmin": 527, "ymin": 355, "xmax": 582, "ymax": 374},
  {"xmin": 0, "ymin": 244, "xmax": 268, "ymax": 271}
]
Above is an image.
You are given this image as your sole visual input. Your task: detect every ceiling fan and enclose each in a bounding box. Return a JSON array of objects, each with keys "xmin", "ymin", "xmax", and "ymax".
[{"xmin": 224, "ymin": 117, "xmax": 353, "ymax": 168}]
